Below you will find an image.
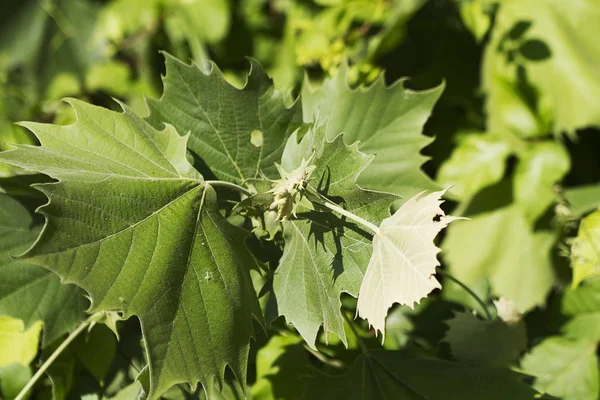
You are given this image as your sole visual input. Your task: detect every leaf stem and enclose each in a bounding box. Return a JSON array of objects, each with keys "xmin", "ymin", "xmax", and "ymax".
[
  {"xmin": 15, "ymin": 312, "xmax": 105, "ymax": 400},
  {"xmin": 204, "ymin": 180, "xmax": 252, "ymax": 197},
  {"xmin": 436, "ymin": 269, "xmax": 494, "ymax": 320},
  {"xmin": 321, "ymin": 199, "xmax": 381, "ymax": 235}
]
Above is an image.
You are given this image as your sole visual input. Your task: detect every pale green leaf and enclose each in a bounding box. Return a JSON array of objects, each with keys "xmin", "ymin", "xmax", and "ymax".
[
  {"xmin": 147, "ymin": 54, "xmax": 303, "ymax": 184},
  {"xmin": 521, "ymin": 336, "xmax": 599, "ymax": 400},
  {"xmin": 483, "ymin": 0, "xmax": 600, "ymax": 135},
  {"xmin": 0, "ymin": 363, "xmax": 31, "ymax": 400},
  {"xmin": 437, "ymin": 133, "xmax": 512, "ymax": 201},
  {"xmin": 0, "ymin": 193, "xmax": 87, "ymax": 347},
  {"xmin": 304, "ymin": 350, "xmax": 542, "ymax": 400},
  {"xmin": 0, "ymin": 317, "xmax": 42, "ymax": 367},
  {"xmin": 513, "ymin": 141, "xmax": 570, "ymax": 222},
  {"xmin": 0, "ymin": 100, "xmax": 262, "ymax": 399},
  {"xmin": 302, "ymin": 64, "xmax": 443, "ymax": 198},
  {"xmin": 274, "ymin": 125, "xmax": 397, "ymax": 346},
  {"xmin": 571, "ymin": 209, "xmax": 600, "ymax": 287},
  {"xmin": 443, "ymin": 308, "xmax": 526, "ymax": 368},
  {"xmin": 443, "ymin": 206, "xmax": 556, "ymax": 312},
  {"xmin": 357, "ymin": 190, "xmax": 458, "ymax": 337},
  {"xmin": 251, "ymin": 334, "xmax": 310, "ymax": 400}
]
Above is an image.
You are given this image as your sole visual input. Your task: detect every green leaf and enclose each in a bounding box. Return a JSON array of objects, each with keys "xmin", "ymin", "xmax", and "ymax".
[
  {"xmin": 147, "ymin": 53, "xmax": 303, "ymax": 184},
  {"xmin": 561, "ymin": 277, "xmax": 600, "ymax": 342},
  {"xmin": 0, "ymin": 363, "xmax": 31, "ymax": 400},
  {"xmin": 301, "ymin": 64, "xmax": 443, "ymax": 198},
  {"xmin": 443, "ymin": 206, "xmax": 556, "ymax": 312},
  {"xmin": 443, "ymin": 306, "xmax": 526, "ymax": 368},
  {"xmin": 437, "ymin": 133, "xmax": 512, "ymax": 201},
  {"xmin": 304, "ymin": 350, "xmax": 542, "ymax": 400},
  {"xmin": 251, "ymin": 334, "xmax": 310, "ymax": 400},
  {"xmin": 513, "ymin": 141, "xmax": 570, "ymax": 223},
  {"xmin": 73, "ymin": 324, "xmax": 117, "ymax": 385},
  {"xmin": 0, "ymin": 193, "xmax": 87, "ymax": 347},
  {"xmin": 0, "ymin": 316, "xmax": 42, "ymax": 367},
  {"xmin": 0, "ymin": 100, "xmax": 262, "ymax": 399},
  {"xmin": 520, "ymin": 336, "xmax": 599, "ymax": 400},
  {"xmin": 357, "ymin": 190, "xmax": 458, "ymax": 337},
  {"xmin": 484, "ymin": 0, "xmax": 600, "ymax": 135},
  {"xmin": 570, "ymin": 209, "xmax": 600, "ymax": 287},
  {"xmin": 564, "ymin": 184, "xmax": 600, "ymax": 217},
  {"xmin": 274, "ymin": 125, "xmax": 397, "ymax": 346}
]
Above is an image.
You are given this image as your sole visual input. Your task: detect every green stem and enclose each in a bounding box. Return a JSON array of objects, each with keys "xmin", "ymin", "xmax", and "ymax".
[
  {"xmin": 205, "ymin": 180, "xmax": 252, "ymax": 197},
  {"xmin": 321, "ymin": 199, "xmax": 380, "ymax": 235},
  {"xmin": 437, "ymin": 269, "xmax": 494, "ymax": 321},
  {"xmin": 15, "ymin": 312, "xmax": 105, "ymax": 400}
]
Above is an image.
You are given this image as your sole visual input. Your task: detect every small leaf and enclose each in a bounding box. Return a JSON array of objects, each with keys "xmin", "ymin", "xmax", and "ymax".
[
  {"xmin": 443, "ymin": 307, "xmax": 526, "ymax": 368},
  {"xmin": 274, "ymin": 124, "xmax": 397, "ymax": 346},
  {"xmin": 357, "ymin": 190, "xmax": 459, "ymax": 337},
  {"xmin": 0, "ymin": 317, "xmax": 42, "ymax": 367},
  {"xmin": 570, "ymin": 209, "xmax": 600, "ymax": 287}
]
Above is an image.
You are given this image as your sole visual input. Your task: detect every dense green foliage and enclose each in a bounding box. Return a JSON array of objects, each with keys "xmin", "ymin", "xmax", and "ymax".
[{"xmin": 0, "ymin": 0, "xmax": 599, "ymax": 399}]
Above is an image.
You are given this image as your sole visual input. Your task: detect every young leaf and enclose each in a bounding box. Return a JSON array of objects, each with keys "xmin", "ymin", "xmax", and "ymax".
[
  {"xmin": 302, "ymin": 63, "xmax": 443, "ymax": 198},
  {"xmin": 304, "ymin": 350, "xmax": 542, "ymax": 400},
  {"xmin": 357, "ymin": 190, "xmax": 459, "ymax": 337},
  {"xmin": 0, "ymin": 193, "xmax": 87, "ymax": 347},
  {"xmin": 0, "ymin": 100, "xmax": 262, "ymax": 399},
  {"xmin": 570, "ymin": 209, "xmax": 600, "ymax": 287},
  {"xmin": 273, "ymin": 125, "xmax": 397, "ymax": 346},
  {"xmin": 520, "ymin": 336, "xmax": 599, "ymax": 400},
  {"xmin": 147, "ymin": 53, "xmax": 304, "ymax": 184}
]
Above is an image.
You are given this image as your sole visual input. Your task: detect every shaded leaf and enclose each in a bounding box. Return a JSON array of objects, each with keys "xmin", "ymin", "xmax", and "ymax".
[{"xmin": 147, "ymin": 53, "xmax": 303, "ymax": 184}]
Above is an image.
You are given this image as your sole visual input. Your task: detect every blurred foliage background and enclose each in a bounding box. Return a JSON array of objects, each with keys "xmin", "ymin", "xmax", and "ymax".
[{"xmin": 1, "ymin": 0, "xmax": 600, "ymax": 399}]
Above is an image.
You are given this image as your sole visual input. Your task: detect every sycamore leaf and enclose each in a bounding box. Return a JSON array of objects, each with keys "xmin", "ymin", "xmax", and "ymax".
[
  {"xmin": 570, "ymin": 209, "xmax": 600, "ymax": 287},
  {"xmin": 302, "ymin": 63, "xmax": 443, "ymax": 198},
  {"xmin": 0, "ymin": 100, "xmax": 261, "ymax": 399},
  {"xmin": 443, "ymin": 206, "xmax": 556, "ymax": 312},
  {"xmin": 357, "ymin": 190, "xmax": 459, "ymax": 337},
  {"xmin": 0, "ymin": 316, "xmax": 42, "ymax": 367},
  {"xmin": 273, "ymin": 124, "xmax": 397, "ymax": 346},
  {"xmin": 0, "ymin": 193, "xmax": 87, "ymax": 347},
  {"xmin": 564, "ymin": 185, "xmax": 600, "ymax": 217},
  {"xmin": 443, "ymin": 305, "xmax": 527, "ymax": 368},
  {"xmin": 520, "ymin": 336, "xmax": 599, "ymax": 400},
  {"xmin": 147, "ymin": 53, "xmax": 304, "ymax": 184},
  {"xmin": 304, "ymin": 350, "xmax": 542, "ymax": 400}
]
